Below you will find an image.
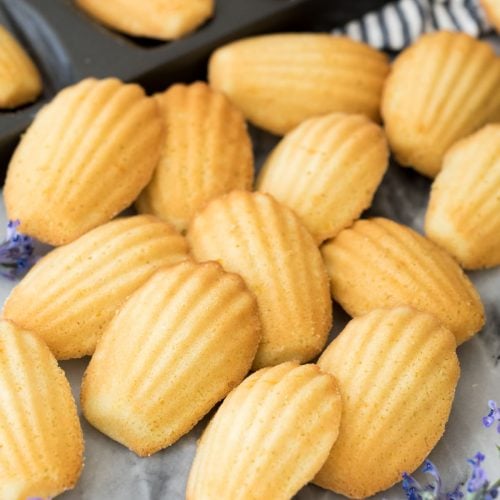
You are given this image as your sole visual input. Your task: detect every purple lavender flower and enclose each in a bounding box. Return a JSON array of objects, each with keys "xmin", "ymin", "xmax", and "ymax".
[
  {"xmin": 402, "ymin": 461, "xmax": 463, "ymax": 500},
  {"xmin": 402, "ymin": 471, "xmax": 424, "ymax": 500},
  {"xmin": 0, "ymin": 220, "xmax": 35, "ymax": 279},
  {"xmin": 483, "ymin": 400, "xmax": 500, "ymax": 434},
  {"xmin": 466, "ymin": 453, "xmax": 500, "ymax": 499},
  {"xmin": 423, "ymin": 460, "xmax": 443, "ymax": 494},
  {"xmin": 467, "ymin": 452, "xmax": 488, "ymax": 493}
]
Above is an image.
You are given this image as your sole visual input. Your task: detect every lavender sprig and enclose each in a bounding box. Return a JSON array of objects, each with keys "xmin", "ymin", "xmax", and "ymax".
[
  {"xmin": 483, "ymin": 400, "xmax": 500, "ymax": 435},
  {"xmin": 402, "ymin": 460, "xmax": 463, "ymax": 500},
  {"xmin": 402, "ymin": 399, "xmax": 500, "ymax": 500},
  {"xmin": 465, "ymin": 452, "xmax": 500, "ymax": 500},
  {"xmin": 0, "ymin": 220, "xmax": 35, "ymax": 279}
]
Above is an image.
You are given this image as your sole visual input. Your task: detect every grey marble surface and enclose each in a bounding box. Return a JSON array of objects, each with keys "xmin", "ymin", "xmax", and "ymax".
[{"xmin": 0, "ymin": 120, "xmax": 499, "ymax": 499}]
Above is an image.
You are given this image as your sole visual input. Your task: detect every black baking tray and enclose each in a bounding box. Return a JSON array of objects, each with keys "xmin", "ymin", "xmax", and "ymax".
[
  {"xmin": 0, "ymin": 0, "xmax": 323, "ymax": 171},
  {"xmin": 0, "ymin": 0, "xmax": 393, "ymax": 174}
]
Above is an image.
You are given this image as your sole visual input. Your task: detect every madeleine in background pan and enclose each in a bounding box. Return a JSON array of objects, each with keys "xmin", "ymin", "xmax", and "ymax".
[
  {"xmin": 0, "ymin": 26, "xmax": 42, "ymax": 109},
  {"xmin": 4, "ymin": 77, "xmax": 163, "ymax": 245},
  {"xmin": 76, "ymin": 0, "xmax": 214, "ymax": 40},
  {"xmin": 137, "ymin": 82, "xmax": 253, "ymax": 232},
  {"xmin": 209, "ymin": 33, "xmax": 390, "ymax": 135},
  {"xmin": 188, "ymin": 191, "xmax": 332, "ymax": 369},
  {"xmin": 382, "ymin": 31, "xmax": 500, "ymax": 177},
  {"xmin": 0, "ymin": 320, "xmax": 83, "ymax": 499},
  {"xmin": 187, "ymin": 362, "xmax": 342, "ymax": 500},
  {"xmin": 321, "ymin": 217, "xmax": 484, "ymax": 344},
  {"xmin": 257, "ymin": 113, "xmax": 388, "ymax": 243},
  {"xmin": 82, "ymin": 261, "xmax": 261, "ymax": 457},
  {"xmin": 315, "ymin": 307, "xmax": 459, "ymax": 498},
  {"xmin": 425, "ymin": 124, "xmax": 500, "ymax": 269},
  {"xmin": 3, "ymin": 215, "xmax": 188, "ymax": 359},
  {"xmin": 481, "ymin": 0, "xmax": 500, "ymax": 32}
]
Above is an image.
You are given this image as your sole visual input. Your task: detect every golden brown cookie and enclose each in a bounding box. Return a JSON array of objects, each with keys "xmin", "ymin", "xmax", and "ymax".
[
  {"xmin": 257, "ymin": 113, "xmax": 388, "ymax": 243},
  {"xmin": 76, "ymin": 0, "xmax": 213, "ymax": 40},
  {"xmin": 3, "ymin": 215, "xmax": 188, "ymax": 359},
  {"xmin": 425, "ymin": 124, "xmax": 500, "ymax": 269},
  {"xmin": 0, "ymin": 26, "xmax": 42, "ymax": 108},
  {"xmin": 81, "ymin": 260, "xmax": 261, "ymax": 457},
  {"xmin": 209, "ymin": 34, "xmax": 390, "ymax": 135},
  {"xmin": 137, "ymin": 82, "xmax": 253, "ymax": 232},
  {"xmin": 382, "ymin": 31, "xmax": 500, "ymax": 177},
  {"xmin": 481, "ymin": 0, "xmax": 500, "ymax": 31},
  {"xmin": 188, "ymin": 191, "xmax": 332, "ymax": 369},
  {"xmin": 321, "ymin": 217, "xmax": 484, "ymax": 344},
  {"xmin": 187, "ymin": 362, "xmax": 342, "ymax": 500},
  {"xmin": 0, "ymin": 320, "xmax": 83, "ymax": 499},
  {"xmin": 4, "ymin": 77, "xmax": 163, "ymax": 245},
  {"xmin": 314, "ymin": 307, "xmax": 459, "ymax": 498}
]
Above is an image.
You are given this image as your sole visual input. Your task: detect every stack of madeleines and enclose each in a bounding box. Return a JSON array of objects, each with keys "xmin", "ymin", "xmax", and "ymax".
[{"xmin": 0, "ymin": 29, "xmax": 498, "ymax": 500}]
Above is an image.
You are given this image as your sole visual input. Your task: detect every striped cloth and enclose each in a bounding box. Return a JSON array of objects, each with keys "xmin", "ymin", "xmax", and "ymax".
[{"xmin": 332, "ymin": 0, "xmax": 492, "ymax": 50}]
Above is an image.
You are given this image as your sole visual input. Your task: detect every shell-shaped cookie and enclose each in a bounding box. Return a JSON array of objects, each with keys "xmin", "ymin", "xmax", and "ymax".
[
  {"xmin": 81, "ymin": 260, "xmax": 261, "ymax": 457},
  {"xmin": 425, "ymin": 124, "xmax": 500, "ymax": 269},
  {"xmin": 188, "ymin": 191, "xmax": 332, "ymax": 369},
  {"xmin": 0, "ymin": 26, "xmax": 42, "ymax": 108},
  {"xmin": 76, "ymin": 0, "xmax": 213, "ymax": 40},
  {"xmin": 321, "ymin": 217, "xmax": 484, "ymax": 344},
  {"xmin": 382, "ymin": 31, "xmax": 500, "ymax": 177},
  {"xmin": 137, "ymin": 82, "xmax": 254, "ymax": 232},
  {"xmin": 4, "ymin": 77, "xmax": 163, "ymax": 245},
  {"xmin": 257, "ymin": 113, "xmax": 389, "ymax": 243},
  {"xmin": 209, "ymin": 34, "xmax": 390, "ymax": 135},
  {"xmin": 0, "ymin": 320, "xmax": 83, "ymax": 499},
  {"xmin": 3, "ymin": 215, "xmax": 188, "ymax": 359},
  {"xmin": 314, "ymin": 307, "xmax": 459, "ymax": 498},
  {"xmin": 481, "ymin": 0, "xmax": 500, "ymax": 32},
  {"xmin": 187, "ymin": 362, "xmax": 342, "ymax": 500}
]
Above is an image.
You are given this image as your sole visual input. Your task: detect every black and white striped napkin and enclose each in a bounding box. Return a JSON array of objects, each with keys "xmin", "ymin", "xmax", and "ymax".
[{"xmin": 332, "ymin": 0, "xmax": 492, "ymax": 50}]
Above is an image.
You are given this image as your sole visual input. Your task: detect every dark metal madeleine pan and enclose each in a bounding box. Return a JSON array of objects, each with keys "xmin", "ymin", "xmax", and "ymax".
[{"xmin": 0, "ymin": 0, "xmax": 320, "ymax": 171}]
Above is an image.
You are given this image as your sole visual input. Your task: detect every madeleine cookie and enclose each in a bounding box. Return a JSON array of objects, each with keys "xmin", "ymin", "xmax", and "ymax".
[
  {"xmin": 82, "ymin": 261, "xmax": 261, "ymax": 457},
  {"xmin": 4, "ymin": 77, "xmax": 163, "ymax": 245},
  {"xmin": 137, "ymin": 82, "xmax": 253, "ymax": 232},
  {"xmin": 188, "ymin": 191, "xmax": 332, "ymax": 369},
  {"xmin": 76, "ymin": 0, "xmax": 213, "ymax": 40},
  {"xmin": 321, "ymin": 217, "xmax": 484, "ymax": 344},
  {"xmin": 0, "ymin": 320, "xmax": 83, "ymax": 499},
  {"xmin": 3, "ymin": 215, "xmax": 188, "ymax": 359},
  {"xmin": 209, "ymin": 34, "xmax": 390, "ymax": 135},
  {"xmin": 0, "ymin": 26, "xmax": 42, "ymax": 108},
  {"xmin": 425, "ymin": 124, "xmax": 500, "ymax": 269},
  {"xmin": 257, "ymin": 113, "xmax": 388, "ymax": 242},
  {"xmin": 315, "ymin": 307, "xmax": 459, "ymax": 498},
  {"xmin": 382, "ymin": 31, "xmax": 500, "ymax": 177},
  {"xmin": 187, "ymin": 362, "xmax": 342, "ymax": 500},
  {"xmin": 481, "ymin": 0, "xmax": 500, "ymax": 31}
]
